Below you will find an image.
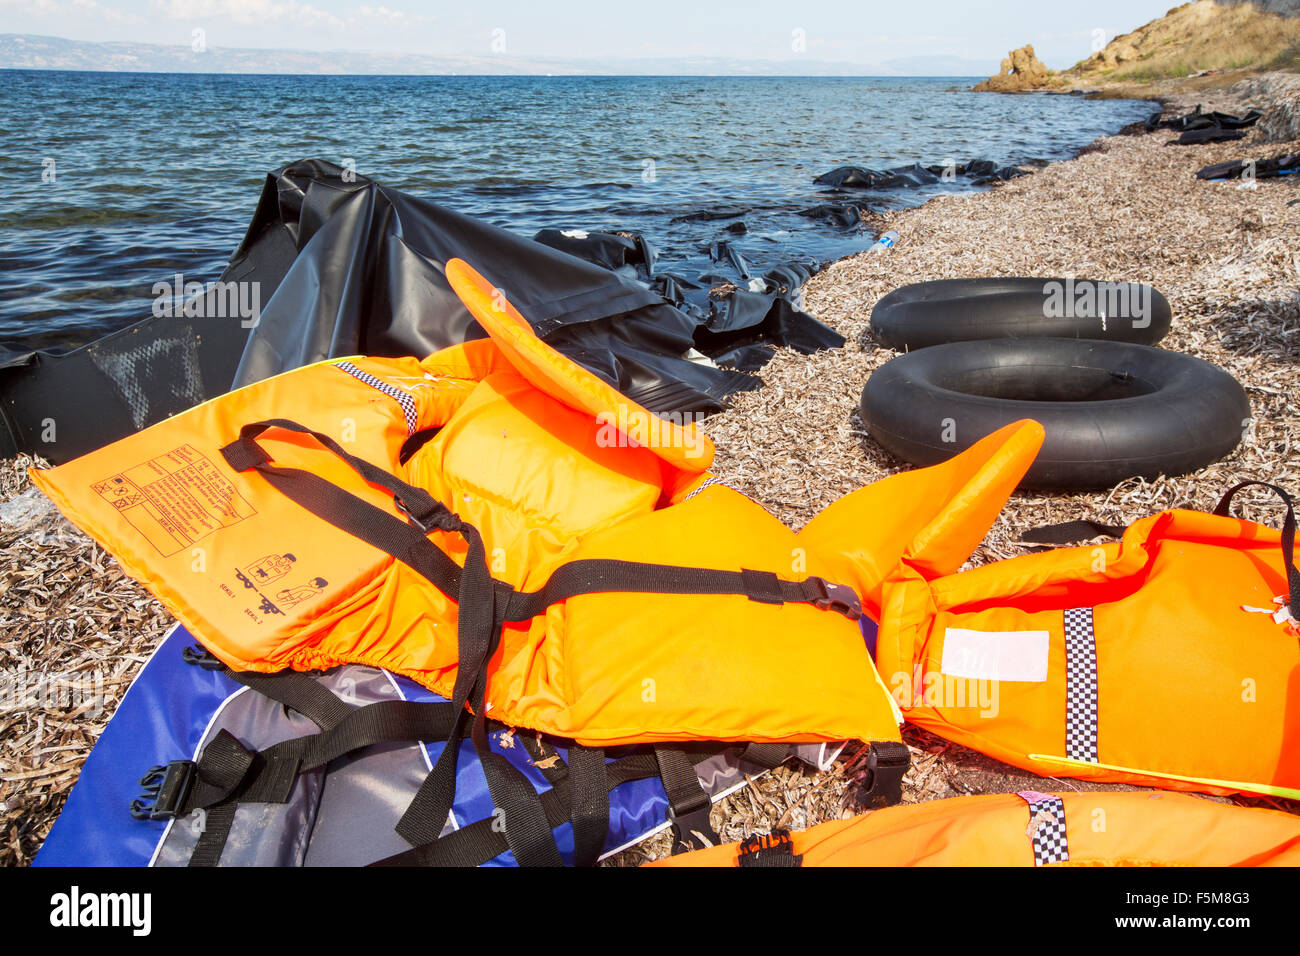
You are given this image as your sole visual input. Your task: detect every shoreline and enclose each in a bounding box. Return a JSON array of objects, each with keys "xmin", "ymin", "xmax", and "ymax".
[
  {"xmin": 706, "ymin": 83, "xmax": 1297, "ymax": 537},
  {"xmin": 643, "ymin": 85, "xmax": 1298, "ymax": 860},
  {"xmin": 3, "ymin": 85, "xmax": 1299, "ymax": 865}
]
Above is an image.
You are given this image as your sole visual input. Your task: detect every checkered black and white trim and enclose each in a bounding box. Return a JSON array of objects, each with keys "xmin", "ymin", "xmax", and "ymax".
[
  {"xmin": 1018, "ymin": 792, "xmax": 1070, "ymax": 866},
  {"xmin": 1063, "ymin": 606, "xmax": 1099, "ymax": 763},
  {"xmin": 335, "ymin": 361, "xmax": 419, "ymax": 436}
]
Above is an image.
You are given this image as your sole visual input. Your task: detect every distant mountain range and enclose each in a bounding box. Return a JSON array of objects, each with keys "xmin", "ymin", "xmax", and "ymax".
[{"xmin": 0, "ymin": 34, "xmax": 998, "ymax": 77}]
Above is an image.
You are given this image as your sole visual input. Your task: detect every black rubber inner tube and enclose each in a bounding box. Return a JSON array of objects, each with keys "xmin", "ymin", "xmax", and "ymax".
[
  {"xmin": 870, "ymin": 278, "xmax": 1172, "ymax": 351},
  {"xmin": 859, "ymin": 338, "xmax": 1251, "ymax": 491}
]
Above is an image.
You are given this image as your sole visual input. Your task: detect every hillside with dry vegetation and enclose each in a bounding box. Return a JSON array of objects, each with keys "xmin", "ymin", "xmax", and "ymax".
[
  {"xmin": 1067, "ymin": 0, "xmax": 1300, "ymax": 84},
  {"xmin": 976, "ymin": 0, "xmax": 1300, "ymax": 96}
]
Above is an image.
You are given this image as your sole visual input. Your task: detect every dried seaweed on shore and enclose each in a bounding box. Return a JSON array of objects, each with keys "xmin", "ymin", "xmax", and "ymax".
[
  {"xmin": 1, "ymin": 456, "xmax": 172, "ymax": 865},
  {"xmin": 3, "ymin": 87, "xmax": 1299, "ymax": 867}
]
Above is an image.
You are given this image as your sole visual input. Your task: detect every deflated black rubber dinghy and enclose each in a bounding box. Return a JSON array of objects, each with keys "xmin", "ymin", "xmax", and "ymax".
[
  {"xmin": 0, "ymin": 220, "xmax": 292, "ymax": 465},
  {"xmin": 1, "ymin": 160, "xmax": 842, "ymax": 463},
  {"xmin": 870, "ymin": 278, "xmax": 1172, "ymax": 351},
  {"xmin": 860, "ymin": 338, "xmax": 1250, "ymax": 490}
]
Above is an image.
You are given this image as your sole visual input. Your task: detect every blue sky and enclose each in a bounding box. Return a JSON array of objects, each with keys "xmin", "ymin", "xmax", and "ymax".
[{"xmin": 1, "ymin": 0, "xmax": 1180, "ymax": 67}]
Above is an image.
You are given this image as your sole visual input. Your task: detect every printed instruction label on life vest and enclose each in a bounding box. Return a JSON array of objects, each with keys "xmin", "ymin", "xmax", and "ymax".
[
  {"xmin": 91, "ymin": 445, "xmax": 256, "ymax": 557},
  {"xmin": 229, "ymin": 554, "xmax": 330, "ymax": 625}
]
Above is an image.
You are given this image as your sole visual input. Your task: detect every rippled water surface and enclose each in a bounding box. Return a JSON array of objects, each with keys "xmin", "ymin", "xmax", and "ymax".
[{"xmin": 0, "ymin": 71, "xmax": 1154, "ymax": 351}]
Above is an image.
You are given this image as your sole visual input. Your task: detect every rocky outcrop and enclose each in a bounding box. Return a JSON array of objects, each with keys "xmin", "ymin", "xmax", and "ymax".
[
  {"xmin": 973, "ymin": 45, "xmax": 1060, "ymax": 92},
  {"xmin": 1234, "ymin": 71, "xmax": 1300, "ymax": 140},
  {"xmin": 1219, "ymin": 0, "xmax": 1300, "ymax": 16}
]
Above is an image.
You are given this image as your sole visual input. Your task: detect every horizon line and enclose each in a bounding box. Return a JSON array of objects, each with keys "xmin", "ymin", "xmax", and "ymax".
[
  {"xmin": 0, "ymin": 31, "xmax": 1006, "ymax": 75},
  {"xmin": 0, "ymin": 67, "xmax": 988, "ymax": 78}
]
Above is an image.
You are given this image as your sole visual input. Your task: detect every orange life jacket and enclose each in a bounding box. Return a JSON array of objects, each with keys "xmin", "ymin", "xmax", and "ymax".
[
  {"xmin": 31, "ymin": 259, "xmax": 1044, "ymax": 862},
  {"xmin": 653, "ymin": 790, "xmax": 1300, "ymax": 867},
  {"xmin": 33, "ymin": 258, "xmax": 1042, "ymax": 750},
  {"xmin": 876, "ymin": 482, "xmax": 1300, "ymax": 799}
]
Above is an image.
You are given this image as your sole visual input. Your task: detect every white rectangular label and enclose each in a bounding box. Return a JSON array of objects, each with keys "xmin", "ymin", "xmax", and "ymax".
[{"xmin": 940, "ymin": 628, "xmax": 1050, "ymax": 682}]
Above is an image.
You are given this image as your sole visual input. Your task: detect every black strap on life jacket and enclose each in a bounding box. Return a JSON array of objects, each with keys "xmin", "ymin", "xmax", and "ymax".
[
  {"xmin": 217, "ymin": 418, "xmax": 867, "ymax": 866},
  {"xmin": 1019, "ymin": 519, "xmax": 1129, "ymax": 546},
  {"xmin": 139, "ymin": 648, "xmax": 803, "ymax": 867},
  {"xmin": 1214, "ymin": 480, "xmax": 1300, "ymax": 620},
  {"xmin": 845, "ymin": 739, "xmax": 910, "ymax": 810},
  {"xmin": 1021, "ymin": 481, "xmax": 1298, "ymax": 619},
  {"xmin": 737, "ymin": 828, "xmax": 803, "ymax": 867},
  {"xmin": 219, "ymin": 420, "xmax": 865, "ymax": 622},
  {"xmin": 151, "ymin": 646, "xmax": 605, "ymax": 866},
  {"xmin": 371, "ymin": 748, "xmax": 666, "ymax": 867},
  {"xmin": 151, "ymin": 646, "xmax": 383, "ymax": 865},
  {"xmin": 655, "ymin": 744, "xmax": 720, "ymax": 852},
  {"xmin": 182, "ymin": 646, "xmax": 357, "ymax": 729}
]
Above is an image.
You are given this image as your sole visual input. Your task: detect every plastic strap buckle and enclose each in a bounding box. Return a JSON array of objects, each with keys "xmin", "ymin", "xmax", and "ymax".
[
  {"xmin": 668, "ymin": 801, "xmax": 718, "ymax": 853},
  {"xmin": 393, "ymin": 492, "xmax": 459, "ymax": 534},
  {"xmin": 811, "ymin": 579, "xmax": 863, "ymax": 621},
  {"xmin": 180, "ymin": 644, "xmax": 225, "ymax": 671},
  {"xmin": 853, "ymin": 741, "xmax": 910, "ymax": 810},
  {"xmin": 130, "ymin": 760, "xmax": 197, "ymax": 821}
]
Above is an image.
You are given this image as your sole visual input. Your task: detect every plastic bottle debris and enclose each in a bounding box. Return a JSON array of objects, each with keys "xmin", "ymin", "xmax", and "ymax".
[{"xmin": 869, "ymin": 230, "xmax": 900, "ymax": 254}]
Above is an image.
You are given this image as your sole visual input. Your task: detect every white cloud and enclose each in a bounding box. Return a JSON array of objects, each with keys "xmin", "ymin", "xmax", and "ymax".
[
  {"xmin": 350, "ymin": 4, "xmax": 435, "ymax": 27},
  {"xmin": 356, "ymin": 5, "xmax": 401, "ymax": 23},
  {"xmin": 149, "ymin": 0, "xmax": 347, "ymax": 31},
  {"xmin": 0, "ymin": 0, "xmax": 143, "ymax": 21},
  {"xmin": 142, "ymin": 0, "xmax": 436, "ymax": 31}
]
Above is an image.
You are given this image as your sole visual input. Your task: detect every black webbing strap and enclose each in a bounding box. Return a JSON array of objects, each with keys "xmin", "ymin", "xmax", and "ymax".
[
  {"xmin": 514, "ymin": 733, "xmax": 613, "ymax": 863},
  {"xmin": 739, "ymin": 742, "xmax": 790, "ymax": 770},
  {"xmin": 224, "ymin": 668, "xmax": 357, "ymax": 731},
  {"xmin": 220, "ymin": 420, "xmax": 466, "ymax": 600},
  {"xmin": 167, "ymin": 653, "xmax": 722, "ymax": 867},
  {"xmin": 179, "ymin": 700, "xmax": 461, "ymax": 816},
  {"xmin": 222, "ymin": 420, "xmax": 566, "ymax": 866},
  {"xmin": 565, "ymin": 744, "xmax": 611, "ymax": 868},
  {"xmin": 655, "ymin": 745, "xmax": 719, "ymax": 853},
  {"xmin": 502, "ymin": 560, "xmax": 860, "ymax": 621},
  {"xmin": 372, "ymin": 750, "xmax": 666, "ymax": 867},
  {"xmin": 182, "ymin": 643, "xmax": 359, "ymax": 738},
  {"xmin": 173, "ymin": 693, "xmax": 612, "ymax": 868},
  {"xmin": 1214, "ymin": 480, "xmax": 1300, "ymax": 619},
  {"xmin": 180, "ymin": 699, "xmax": 461, "ymax": 868},
  {"xmin": 390, "ymin": 522, "xmax": 564, "ymax": 867},
  {"xmin": 182, "ymin": 731, "xmax": 257, "ymax": 869},
  {"xmin": 187, "ymin": 802, "xmax": 237, "ymax": 868},
  {"xmin": 219, "ymin": 419, "xmax": 864, "ymax": 623},
  {"xmin": 516, "ymin": 734, "xmax": 569, "ymax": 787},
  {"xmin": 466, "ymin": 671, "xmax": 566, "ymax": 867},
  {"xmin": 180, "ymin": 731, "xmax": 257, "ymax": 813},
  {"xmin": 737, "ymin": 829, "xmax": 803, "ymax": 868},
  {"xmin": 222, "ymin": 419, "xmax": 455, "ymax": 533},
  {"xmin": 177, "ymin": 649, "xmax": 361, "ymax": 868},
  {"xmin": 1020, "ymin": 519, "xmax": 1128, "ymax": 546},
  {"xmin": 219, "ymin": 417, "xmax": 862, "ymax": 866}
]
